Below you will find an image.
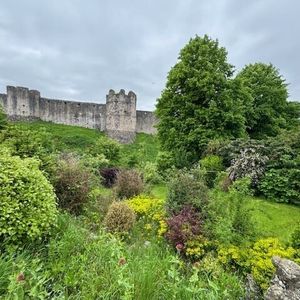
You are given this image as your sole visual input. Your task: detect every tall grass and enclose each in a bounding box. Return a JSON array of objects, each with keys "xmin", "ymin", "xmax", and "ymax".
[{"xmin": 0, "ymin": 213, "xmax": 244, "ymax": 299}]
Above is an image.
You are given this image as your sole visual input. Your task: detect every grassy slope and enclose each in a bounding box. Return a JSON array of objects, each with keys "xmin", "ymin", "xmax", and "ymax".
[
  {"xmin": 248, "ymin": 199, "xmax": 300, "ymax": 243},
  {"xmin": 14, "ymin": 121, "xmax": 160, "ymax": 163},
  {"xmin": 14, "ymin": 120, "xmax": 104, "ymax": 152},
  {"xmin": 122, "ymin": 133, "xmax": 160, "ymax": 164}
]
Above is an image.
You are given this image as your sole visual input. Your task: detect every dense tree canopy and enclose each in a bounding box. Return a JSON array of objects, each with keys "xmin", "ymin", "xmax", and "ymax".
[
  {"xmin": 156, "ymin": 35, "xmax": 248, "ymax": 166},
  {"xmin": 237, "ymin": 63, "xmax": 299, "ymax": 138}
]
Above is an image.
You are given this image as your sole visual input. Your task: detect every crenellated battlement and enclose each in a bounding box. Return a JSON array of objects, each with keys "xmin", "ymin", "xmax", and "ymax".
[
  {"xmin": 105, "ymin": 89, "xmax": 137, "ymax": 143},
  {"xmin": 0, "ymin": 85, "xmax": 157, "ymax": 143}
]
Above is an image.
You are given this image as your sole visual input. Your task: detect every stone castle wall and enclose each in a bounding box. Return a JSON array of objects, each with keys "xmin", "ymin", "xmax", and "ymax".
[
  {"xmin": 136, "ymin": 110, "xmax": 157, "ymax": 134},
  {"xmin": 0, "ymin": 86, "xmax": 157, "ymax": 143}
]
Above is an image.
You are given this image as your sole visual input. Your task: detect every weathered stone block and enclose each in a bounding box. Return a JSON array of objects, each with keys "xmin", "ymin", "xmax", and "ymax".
[{"xmin": 265, "ymin": 256, "xmax": 300, "ymax": 300}]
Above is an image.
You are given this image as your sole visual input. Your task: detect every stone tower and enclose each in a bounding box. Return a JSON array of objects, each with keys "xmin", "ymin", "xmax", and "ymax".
[
  {"xmin": 6, "ymin": 86, "xmax": 40, "ymax": 119},
  {"xmin": 105, "ymin": 89, "xmax": 137, "ymax": 143}
]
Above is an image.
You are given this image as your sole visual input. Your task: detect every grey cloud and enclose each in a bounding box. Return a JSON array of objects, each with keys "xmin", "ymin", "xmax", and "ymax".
[{"xmin": 0, "ymin": 0, "xmax": 299, "ymax": 110}]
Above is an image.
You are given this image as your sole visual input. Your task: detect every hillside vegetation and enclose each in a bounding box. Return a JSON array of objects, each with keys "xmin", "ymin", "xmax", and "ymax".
[
  {"xmin": 0, "ymin": 117, "xmax": 299, "ymax": 299},
  {"xmin": 0, "ymin": 34, "xmax": 300, "ymax": 299}
]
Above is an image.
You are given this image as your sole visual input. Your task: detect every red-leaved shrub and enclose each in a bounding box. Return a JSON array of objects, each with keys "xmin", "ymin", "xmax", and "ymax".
[
  {"xmin": 165, "ymin": 206, "xmax": 203, "ymax": 249},
  {"xmin": 100, "ymin": 167, "xmax": 119, "ymax": 188}
]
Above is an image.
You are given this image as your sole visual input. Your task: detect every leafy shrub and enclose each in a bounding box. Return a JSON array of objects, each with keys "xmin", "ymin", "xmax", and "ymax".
[
  {"xmin": 166, "ymin": 170, "xmax": 208, "ymax": 214},
  {"xmin": 0, "ymin": 125, "xmax": 57, "ymax": 178},
  {"xmin": 125, "ymin": 152, "xmax": 140, "ymax": 168},
  {"xmin": 104, "ymin": 202, "xmax": 136, "ymax": 233},
  {"xmin": 114, "ymin": 169, "xmax": 144, "ymax": 199},
  {"xmin": 142, "ymin": 162, "xmax": 161, "ymax": 184},
  {"xmin": 81, "ymin": 153, "xmax": 109, "ymax": 174},
  {"xmin": 259, "ymin": 163, "xmax": 300, "ymax": 204},
  {"xmin": 256, "ymin": 129, "xmax": 300, "ymax": 204},
  {"xmin": 156, "ymin": 151, "xmax": 175, "ymax": 177},
  {"xmin": 227, "ymin": 147, "xmax": 268, "ymax": 186},
  {"xmin": 165, "ymin": 206, "xmax": 203, "ymax": 251},
  {"xmin": 84, "ymin": 188, "xmax": 114, "ymax": 227},
  {"xmin": 206, "ymin": 188, "xmax": 256, "ymax": 245},
  {"xmin": 218, "ymin": 238, "xmax": 297, "ymax": 290},
  {"xmin": 100, "ymin": 167, "xmax": 120, "ymax": 188},
  {"xmin": 229, "ymin": 176, "xmax": 253, "ymax": 196},
  {"xmin": 203, "ymin": 139, "xmax": 227, "ymax": 157},
  {"xmin": 54, "ymin": 156, "xmax": 93, "ymax": 215},
  {"xmin": 125, "ymin": 195, "xmax": 167, "ymax": 236},
  {"xmin": 0, "ymin": 154, "xmax": 57, "ymax": 243},
  {"xmin": 291, "ymin": 223, "xmax": 300, "ymax": 249},
  {"xmin": 218, "ymin": 139, "xmax": 267, "ymax": 168},
  {"xmin": 199, "ymin": 155, "xmax": 223, "ymax": 188},
  {"xmin": 0, "ymin": 125, "xmax": 55, "ymax": 158},
  {"xmin": 89, "ymin": 135, "xmax": 121, "ymax": 164},
  {"xmin": 219, "ymin": 134, "xmax": 300, "ymax": 204}
]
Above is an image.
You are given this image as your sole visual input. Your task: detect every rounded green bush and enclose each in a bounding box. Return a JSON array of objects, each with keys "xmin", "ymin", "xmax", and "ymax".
[
  {"xmin": 166, "ymin": 170, "xmax": 209, "ymax": 214},
  {"xmin": 104, "ymin": 202, "xmax": 136, "ymax": 233},
  {"xmin": 114, "ymin": 169, "xmax": 144, "ymax": 199},
  {"xmin": 0, "ymin": 154, "xmax": 58, "ymax": 243}
]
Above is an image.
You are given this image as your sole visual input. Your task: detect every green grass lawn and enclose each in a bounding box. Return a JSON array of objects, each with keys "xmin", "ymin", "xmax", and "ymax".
[{"xmin": 249, "ymin": 198, "xmax": 300, "ymax": 243}]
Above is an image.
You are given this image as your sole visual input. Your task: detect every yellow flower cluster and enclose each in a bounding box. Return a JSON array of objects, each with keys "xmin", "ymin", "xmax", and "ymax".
[
  {"xmin": 185, "ymin": 236, "xmax": 210, "ymax": 259},
  {"xmin": 157, "ymin": 219, "xmax": 168, "ymax": 236},
  {"xmin": 218, "ymin": 238, "xmax": 297, "ymax": 290},
  {"xmin": 218, "ymin": 245, "xmax": 241, "ymax": 264},
  {"xmin": 144, "ymin": 223, "xmax": 152, "ymax": 230},
  {"xmin": 125, "ymin": 195, "xmax": 167, "ymax": 236}
]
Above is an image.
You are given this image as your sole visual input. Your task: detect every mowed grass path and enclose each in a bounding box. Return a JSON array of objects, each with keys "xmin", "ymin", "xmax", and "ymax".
[{"xmin": 151, "ymin": 184, "xmax": 300, "ymax": 244}]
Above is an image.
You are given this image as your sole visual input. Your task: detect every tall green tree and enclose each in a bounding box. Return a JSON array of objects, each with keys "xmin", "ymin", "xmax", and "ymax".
[
  {"xmin": 236, "ymin": 63, "xmax": 298, "ymax": 138},
  {"xmin": 156, "ymin": 35, "xmax": 248, "ymax": 167}
]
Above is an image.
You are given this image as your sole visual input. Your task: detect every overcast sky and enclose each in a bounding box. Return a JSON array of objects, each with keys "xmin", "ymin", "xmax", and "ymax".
[{"xmin": 0, "ymin": 0, "xmax": 299, "ymax": 110}]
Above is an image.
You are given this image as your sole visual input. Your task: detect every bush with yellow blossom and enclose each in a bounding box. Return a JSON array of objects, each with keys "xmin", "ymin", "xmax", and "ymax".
[
  {"xmin": 185, "ymin": 235, "xmax": 212, "ymax": 260},
  {"xmin": 218, "ymin": 238, "xmax": 298, "ymax": 290},
  {"xmin": 125, "ymin": 195, "xmax": 167, "ymax": 237}
]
